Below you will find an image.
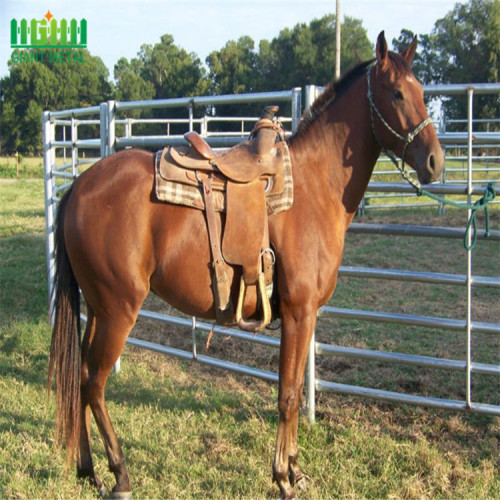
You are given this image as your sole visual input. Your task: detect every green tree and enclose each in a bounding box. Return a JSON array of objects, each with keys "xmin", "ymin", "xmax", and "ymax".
[
  {"xmin": 206, "ymin": 36, "xmax": 258, "ymax": 95},
  {"xmin": 51, "ymin": 50, "xmax": 112, "ymax": 109},
  {"xmin": 395, "ymin": 0, "xmax": 499, "ymax": 123},
  {"xmin": 112, "ymin": 56, "xmax": 156, "ymax": 137},
  {"xmin": 205, "ymin": 36, "xmax": 261, "ymax": 120},
  {"xmin": 340, "ymin": 17, "xmax": 374, "ymax": 72},
  {"xmin": 205, "ymin": 14, "xmax": 373, "ymax": 119},
  {"xmin": 139, "ymin": 34, "xmax": 207, "ymax": 99},
  {"xmin": 115, "ymin": 35, "xmax": 208, "ymax": 134},
  {"xmin": 113, "ymin": 56, "xmax": 155, "ymax": 102},
  {"xmin": 256, "ymin": 14, "xmax": 372, "ymax": 90},
  {"xmin": 260, "ymin": 21, "xmax": 319, "ymax": 90},
  {"xmin": 431, "ymin": 0, "xmax": 499, "ymax": 85},
  {"xmin": 392, "ymin": 29, "xmax": 439, "ymax": 86},
  {"xmin": 433, "ymin": 0, "xmax": 499, "ymax": 122},
  {"xmin": 0, "ymin": 50, "xmax": 111, "ymax": 154}
]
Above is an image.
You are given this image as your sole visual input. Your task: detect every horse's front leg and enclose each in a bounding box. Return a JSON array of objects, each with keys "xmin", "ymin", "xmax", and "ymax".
[{"xmin": 273, "ymin": 302, "xmax": 317, "ymax": 499}]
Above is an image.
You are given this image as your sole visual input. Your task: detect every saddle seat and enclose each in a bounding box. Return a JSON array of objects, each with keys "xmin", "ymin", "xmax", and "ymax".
[
  {"xmin": 172, "ymin": 121, "xmax": 284, "ymax": 183},
  {"xmin": 156, "ymin": 106, "xmax": 292, "ymax": 332}
]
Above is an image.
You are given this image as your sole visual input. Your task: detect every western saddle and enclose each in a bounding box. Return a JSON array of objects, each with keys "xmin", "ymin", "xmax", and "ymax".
[{"xmin": 156, "ymin": 106, "xmax": 292, "ymax": 332}]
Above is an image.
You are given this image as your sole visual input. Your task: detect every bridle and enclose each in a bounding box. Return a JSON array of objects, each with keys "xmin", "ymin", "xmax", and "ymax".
[{"xmin": 366, "ymin": 63, "xmax": 432, "ymax": 192}]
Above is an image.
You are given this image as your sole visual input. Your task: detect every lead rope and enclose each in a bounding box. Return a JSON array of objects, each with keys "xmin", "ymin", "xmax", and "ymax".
[
  {"xmin": 420, "ymin": 183, "xmax": 496, "ymax": 250},
  {"xmin": 366, "ymin": 65, "xmax": 496, "ymax": 250}
]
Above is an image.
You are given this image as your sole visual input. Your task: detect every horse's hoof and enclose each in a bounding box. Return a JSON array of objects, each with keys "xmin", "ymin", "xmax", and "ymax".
[
  {"xmin": 98, "ymin": 484, "xmax": 109, "ymax": 498},
  {"xmin": 293, "ymin": 473, "xmax": 309, "ymax": 491},
  {"xmin": 295, "ymin": 474, "xmax": 308, "ymax": 492},
  {"xmin": 279, "ymin": 489, "xmax": 297, "ymax": 500},
  {"xmin": 106, "ymin": 491, "xmax": 132, "ymax": 500}
]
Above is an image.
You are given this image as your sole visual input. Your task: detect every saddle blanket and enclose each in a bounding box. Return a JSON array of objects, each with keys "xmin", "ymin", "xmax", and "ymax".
[{"xmin": 154, "ymin": 142, "xmax": 293, "ymax": 215}]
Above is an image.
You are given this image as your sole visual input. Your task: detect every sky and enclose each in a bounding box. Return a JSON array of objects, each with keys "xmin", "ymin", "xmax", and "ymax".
[{"xmin": 0, "ymin": 0, "xmax": 461, "ymax": 79}]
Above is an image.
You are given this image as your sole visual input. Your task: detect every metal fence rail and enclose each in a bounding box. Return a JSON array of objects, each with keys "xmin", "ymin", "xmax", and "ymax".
[
  {"xmin": 43, "ymin": 83, "xmax": 500, "ymax": 421},
  {"xmin": 108, "ymin": 89, "xmax": 302, "ymax": 153}
]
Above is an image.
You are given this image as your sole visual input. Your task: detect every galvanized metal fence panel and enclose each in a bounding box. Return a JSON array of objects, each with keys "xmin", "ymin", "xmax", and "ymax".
[{"xmin": 42, "ymin": 83, "xmax": 500, "ymax": 420}]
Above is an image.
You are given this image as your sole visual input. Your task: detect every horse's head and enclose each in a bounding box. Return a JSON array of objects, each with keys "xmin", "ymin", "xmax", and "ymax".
[{"xmin": 368, "ymin": 31, "xmax": 444, "ymax": 184}]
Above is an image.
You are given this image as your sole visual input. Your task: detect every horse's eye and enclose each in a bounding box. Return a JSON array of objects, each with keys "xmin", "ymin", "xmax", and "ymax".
[{"xmin": 394, "ymin": 90, "xmax": 404, "ymax": 100}]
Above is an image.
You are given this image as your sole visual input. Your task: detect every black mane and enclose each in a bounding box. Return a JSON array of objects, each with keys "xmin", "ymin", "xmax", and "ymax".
[
  {"xmin": 290, "ymin": 52, "xmax": 414, "ymax": 141},
  {"xmin": 291, "ymin": 59, "xmax": 375, "ymax": 139}
]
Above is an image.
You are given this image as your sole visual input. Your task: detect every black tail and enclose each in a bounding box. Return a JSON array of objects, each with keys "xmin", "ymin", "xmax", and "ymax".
[{"xmin": 47, "ymin": 186, "xmax": 81, "ymax": 464}]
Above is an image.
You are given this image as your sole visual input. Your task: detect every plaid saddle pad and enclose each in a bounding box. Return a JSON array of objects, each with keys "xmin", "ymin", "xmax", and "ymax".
[{"xmin": 154, "ymin": 141, "xmax": 293, "ymax": 215}]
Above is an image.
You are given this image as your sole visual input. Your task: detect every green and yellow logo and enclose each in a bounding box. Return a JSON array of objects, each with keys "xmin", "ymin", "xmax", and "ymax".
[{"xmin": 10, "ymin": 10, "xmax": 87, "ymax": 64}]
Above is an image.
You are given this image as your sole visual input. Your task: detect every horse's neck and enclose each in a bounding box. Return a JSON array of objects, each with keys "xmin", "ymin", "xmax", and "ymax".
[{"xmin": 289, "ymin": 77, "xmax": 380, "ymax": 219}]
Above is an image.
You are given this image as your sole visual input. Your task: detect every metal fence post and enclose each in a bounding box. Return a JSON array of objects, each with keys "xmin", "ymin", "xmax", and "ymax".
[
  {"xmin": 201, "ymin": 115, "xmax": 208, "ymax": 137},
  {"xmin": 71, "ymin": 116, "xmax": 78, "ymax": 178},
  {"xmin": 303, "ymin": 85, "xmax": 318, "ymax": 424},
  {"xmin": 306, "ymin": 331, "xmax": 316, "ymax": 423},
  {"xmin": 465, "ymin": 87, "xmax": 474, "ymax": 409},
  {"xmin": 125, "ymin": 118, "xmax": 132, "ymax": 140},
  {"xmin": 107, "ymin": 100, "xmax": 116, "ymax": 155},
  {"xmin": 189, "ymin": 101, "xmax": 194, "ymax": 132},
  {"xmin": 42, "ymin": 111, "xmax": 56, "ymax": 323},
  {"xmin": 99, "ymin": 102, "xmax": 108, "ymax": 158},
  {"xmin": 62, "ymin": 126, "xmax": 67, "ymax": 165},
  {"xmin": 291, "ymin": 87, "xmax": 302, "ymax": 133}
]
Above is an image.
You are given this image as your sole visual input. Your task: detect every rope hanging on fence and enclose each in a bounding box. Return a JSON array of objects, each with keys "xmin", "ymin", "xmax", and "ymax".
[
  {"xmin": 419, "ymin": 182, "xmax": 496, "ymax": 251},
  {"xmin": 385, "ymin": 148, "xmax": 496, "ymax": 251}
]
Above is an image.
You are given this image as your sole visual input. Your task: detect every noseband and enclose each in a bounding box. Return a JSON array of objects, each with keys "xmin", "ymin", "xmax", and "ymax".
[{"xmin": 367, "ymin": 64, "xmax": 432, "ymax": 191}]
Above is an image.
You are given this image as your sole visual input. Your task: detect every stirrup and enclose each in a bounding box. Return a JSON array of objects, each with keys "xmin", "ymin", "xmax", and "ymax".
[{"xmin": 235, "ymin": 273, "xmax": 272, "ymax": 332}]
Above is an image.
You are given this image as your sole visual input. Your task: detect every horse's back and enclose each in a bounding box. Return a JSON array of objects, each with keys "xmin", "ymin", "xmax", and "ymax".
[
  {"xmin": 67, "ymin": 149, "xmax": 155, "ymax": 218},
  {"xmin": 65, "ymin": 149, "xmax": 156, "ymax": 250}
]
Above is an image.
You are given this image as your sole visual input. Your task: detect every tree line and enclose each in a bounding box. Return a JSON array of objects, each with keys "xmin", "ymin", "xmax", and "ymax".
[{"xmin": 0, "ymin": 0, "xmax": 498, "ymax": 154}]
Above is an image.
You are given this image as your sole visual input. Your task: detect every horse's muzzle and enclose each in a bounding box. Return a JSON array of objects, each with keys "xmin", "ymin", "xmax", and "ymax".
[{"xmin": 416, "ymin": 145, "xmax": 444, "ymax": 184}]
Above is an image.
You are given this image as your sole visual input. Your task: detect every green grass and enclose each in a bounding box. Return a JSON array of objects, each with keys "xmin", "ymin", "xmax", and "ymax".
[
  {"xmin": 0, "ymin": 156, "xmax": 44, "ymax": 179},
  {"xmin": 0, "ymin": 155, "xmax": 98, "ymax": 180},
  {"xmin": 0, "ymin": 179, "xmax": 498, "ymax": 499}
]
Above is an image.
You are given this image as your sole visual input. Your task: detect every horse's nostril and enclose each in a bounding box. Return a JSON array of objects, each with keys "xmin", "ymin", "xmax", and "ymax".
[{"xmin": 429, "ymin": 154, "xmax": 435, "ymax": 172}]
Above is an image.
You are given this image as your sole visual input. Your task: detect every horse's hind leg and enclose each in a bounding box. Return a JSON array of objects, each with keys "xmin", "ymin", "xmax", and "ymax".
[
  {"xmin": 77, "ymin": 307, "xmax": 107, "ymax": 494},
  {"xmin": 84, "ymin": 312, "xmax": 139, "ymax": 497}
]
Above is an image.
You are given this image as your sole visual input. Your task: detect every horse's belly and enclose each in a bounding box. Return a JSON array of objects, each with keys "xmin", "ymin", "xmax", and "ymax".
[{"xmin": 150, "ymin": 204, "xmax": 242, "ymax": 319}]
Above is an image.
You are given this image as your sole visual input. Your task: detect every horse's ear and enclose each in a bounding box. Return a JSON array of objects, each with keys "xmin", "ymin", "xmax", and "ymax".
[
  {"xmin": 376, "ymin": 31, "xmax": 389, "ymax": 70},
  {"xmin": 402, "ymin": 35, "xmax": 418, "ymax": 66}
]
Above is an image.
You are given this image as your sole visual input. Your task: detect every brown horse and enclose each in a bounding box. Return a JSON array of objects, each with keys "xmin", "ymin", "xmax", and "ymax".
[{"xmin": 48, "ymin": 32, "xmax": 444, "ymax": 499}]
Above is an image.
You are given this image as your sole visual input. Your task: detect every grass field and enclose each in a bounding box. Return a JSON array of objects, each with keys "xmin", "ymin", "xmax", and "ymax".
[
  {"xmin": 0, "ymin": 156, "xmax": 44, "ymax": 179},
  {"xmin": 0, "ymin": 178, "xmax": 498, "ymax": 499},
  {"xmin": 0, "ymin": 155, "xmax": 98, "ymax": 179}
]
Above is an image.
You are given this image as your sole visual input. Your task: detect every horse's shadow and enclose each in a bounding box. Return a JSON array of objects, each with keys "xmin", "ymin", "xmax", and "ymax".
[{"xmin": 105, "ymin": 355, "xmax": 277, "ymax": 424}]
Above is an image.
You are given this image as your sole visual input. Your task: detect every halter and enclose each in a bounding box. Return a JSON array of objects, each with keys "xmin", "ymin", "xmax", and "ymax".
[{"xmin": 366, "ymin": 64, "xmax": 432, "ymax": 192}]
